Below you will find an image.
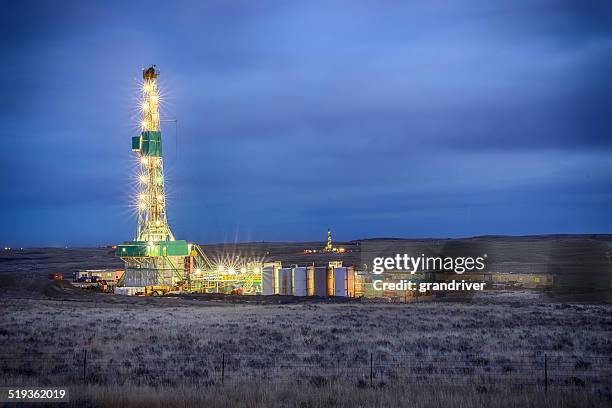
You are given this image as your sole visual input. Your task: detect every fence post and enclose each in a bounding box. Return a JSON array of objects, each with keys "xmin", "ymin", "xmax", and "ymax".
[
  {"xmin": 544, "ymin": 353, "xmax": 548, "ymax": 393},
  {"xmin": 221, "ymin": 353, "xmax": 225, "ymax": 385},
  {"xmin": 370, "ymin": 352, "xmax": 373, "ymax": 387},
  {"xmin": 82, "ymin": 349, "xmax": 87, "ymax": 384}
]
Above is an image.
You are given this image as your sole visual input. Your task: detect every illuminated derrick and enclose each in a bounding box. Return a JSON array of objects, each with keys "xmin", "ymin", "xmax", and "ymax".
[
  {"xmin": 135, "ymin": 66, "xmax": 173, "ymax": 242},
  {"xmin": 322, "ymin": 227, "xmax": 333, "ymax": 253},
  {"xmin": 321, "ymin": 227, "xmax": 345, "ymax": 254},
  {"xmin": 116, "ymin": 66, "xmax": 190, "ymax": 289},
  {"xmin": 115, "ymin": 66, "xmax": 264, "ymax": 294}
]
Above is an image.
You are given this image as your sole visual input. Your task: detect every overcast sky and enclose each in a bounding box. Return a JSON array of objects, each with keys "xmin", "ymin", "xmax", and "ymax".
[{"xmin": 1, "ymin": 0, "xmax": 612, "ymax": 246}]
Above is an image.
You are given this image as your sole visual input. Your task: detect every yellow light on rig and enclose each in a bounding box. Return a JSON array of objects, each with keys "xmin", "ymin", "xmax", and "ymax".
[
  {"xmin": 228, "ymin": 267, "xmax": 236, "ymax": 275},
  {"xmin": 139, "ymin": 174, "xmax": 148, "ymax": 184},
  {"xmin": 141, "ymin": 101, "xmax": 148, "ymax": 111},
  {"xmin": 141, "ymin": 156, "xmax": 148, "ymax": 165},
  {"xmin": 253, "ymin": 267, "xmax": 260, "ymax": 274},
  {"xmin": 139, "ymin": 202, "xmax": 146, "ymax": 210},
  {"xmin": 240, "ymin": 267, "xmax": 247, "ymax": 274},
  {"xmin": 195, "ymin": 268, "xmax": 201, "ymax": 275},
  {"xmin": 151, "ymin": 94, "xmax": 159, "ymax": 103},
  {"xmin": 139, "ymin": 193, "xmax": 146, "ymax": 201}
]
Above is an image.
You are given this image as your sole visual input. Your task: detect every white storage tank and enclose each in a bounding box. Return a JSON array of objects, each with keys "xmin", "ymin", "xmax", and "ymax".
[
  {"xmin": 334, "ymin": 267, "xmax": 356, "ymax": 297},
  {"xmin": 279, "ymin": 267, "xmax": 293, "ymax": 295},
  {"xmin": 292, "ymin": 266, "xmax": 308, "ymax": 296},
  {"xmin": 262, "ymin": 266, "xmax": 279, "ymax": 295}
]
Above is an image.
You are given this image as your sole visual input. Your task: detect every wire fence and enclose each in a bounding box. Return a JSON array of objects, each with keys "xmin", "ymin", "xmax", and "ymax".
[{"xmin": 1, "ymin": 352, "xmax": 611, "ymax": 391}]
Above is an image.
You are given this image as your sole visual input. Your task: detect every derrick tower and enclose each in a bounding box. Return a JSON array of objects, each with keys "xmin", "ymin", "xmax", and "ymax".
[
  {"xmin": 116, "ymin": 65, "xmax": 192, "ymax": 288},
  {"xmin": 136, "ymin": 66, "xmax": 173, "ymax": 242},
  {"xmin": 325, "ymin": 227, "xmax": 333, "ymax": 253}
]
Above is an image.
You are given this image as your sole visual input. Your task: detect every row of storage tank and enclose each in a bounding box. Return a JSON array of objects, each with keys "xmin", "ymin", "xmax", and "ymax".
[{"xmin": 262, "ymin": 265, "xmax": 356, "ymax": 297}]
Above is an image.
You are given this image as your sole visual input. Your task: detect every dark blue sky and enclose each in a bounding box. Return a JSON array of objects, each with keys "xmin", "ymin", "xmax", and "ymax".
[{"xmin": 1, "ymin": 1, "xmax": 612, "ymax": 246}]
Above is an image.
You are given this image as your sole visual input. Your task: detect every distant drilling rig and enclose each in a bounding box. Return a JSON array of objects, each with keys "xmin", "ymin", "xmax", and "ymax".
[{"xmin": 116, "ymin": 66, "xmax": 193, "ymax": 292}]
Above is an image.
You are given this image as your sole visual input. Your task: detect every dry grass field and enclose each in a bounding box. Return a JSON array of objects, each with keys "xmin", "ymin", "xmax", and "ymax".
[
  {"xmin": 1, "ymin": 295, "xmax": 612, "ymax": 407},
  {"xmin": 1, "ymin": 242, "xmax": 611, "ymax": 407}
]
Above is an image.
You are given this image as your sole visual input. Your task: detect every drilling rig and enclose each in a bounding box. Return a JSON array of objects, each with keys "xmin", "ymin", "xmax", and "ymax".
[
  {"xmin": 116, "ymin": 66, "xmax": 191, "ymax": 292},
  {"xmin": 324, "ymin": 227, "xmax": 333, "ymax": 253},
  {"xmin": 115, "ymin": 66, "xmax": 263, "ymax": 295}
]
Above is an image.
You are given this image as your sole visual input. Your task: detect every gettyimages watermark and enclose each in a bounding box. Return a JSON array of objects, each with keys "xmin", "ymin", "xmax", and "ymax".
[
  {"xmin": 371, "ymin": 253, "xmax": 488, "ymax": 292},
  {"xmin": 360, "ymin": 241, "xmax": 490, "ymax": 293}
]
